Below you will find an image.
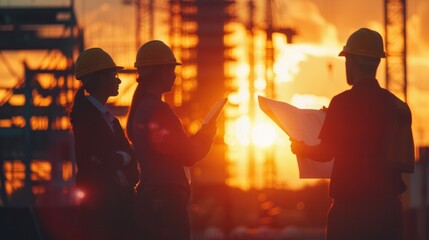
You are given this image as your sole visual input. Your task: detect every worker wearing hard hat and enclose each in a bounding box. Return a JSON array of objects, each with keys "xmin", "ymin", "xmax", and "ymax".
[
  {"xmin": 70, "ymin": 48, "xmax": 139, "ymax": 240},
  {"xmin": 290, "ymin": 28, "xmax": 414, "ymax": 240},
  {"xmin": 126, "ymin": 40, "xmax": 216, "ymax": 240}
]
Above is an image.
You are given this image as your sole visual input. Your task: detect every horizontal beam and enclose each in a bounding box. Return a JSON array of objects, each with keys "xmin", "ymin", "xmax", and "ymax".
[{"xmin": 0, "ymin": 7, "xmax": 77, "ymax": 26}]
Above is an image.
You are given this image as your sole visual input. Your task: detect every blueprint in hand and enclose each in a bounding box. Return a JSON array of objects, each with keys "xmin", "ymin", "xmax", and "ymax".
[{"xmin": 258, "ymin": 96, "xmax": 333, "ymax": 179}]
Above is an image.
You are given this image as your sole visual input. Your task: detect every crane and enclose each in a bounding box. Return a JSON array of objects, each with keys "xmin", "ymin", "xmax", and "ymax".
[{"xmin": 384, "ymin": 0, "xmax": 407, "ymax": 102}]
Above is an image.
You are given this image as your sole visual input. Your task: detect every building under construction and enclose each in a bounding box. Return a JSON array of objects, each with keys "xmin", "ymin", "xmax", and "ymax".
[
  {"xmin": 0, "ymin": 0, "xmax": 409, "ymax": 205},
  {"xmin": 0, "ymin": 0, "xmax": 238, "ymax": 238},
  {"xmin": 0, "ymin": 0, "xmax": 238, "ymax": 205},
  {"xmin": 1, "ymin": 0, "xmax": 426, "ymax": 239},
  {"xmin": 0, "ymin": 5, "xmax": 83, "ymax": 207}
]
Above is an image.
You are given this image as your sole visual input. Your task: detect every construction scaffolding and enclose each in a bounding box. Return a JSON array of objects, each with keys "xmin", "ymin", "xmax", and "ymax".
[
  {"xmin": 166, "ymin": 0, "xmax": 237, "ymax": 187},
  {"xmin": 0, "ymin": 6, "xmax": 83, "ymax": 206}
]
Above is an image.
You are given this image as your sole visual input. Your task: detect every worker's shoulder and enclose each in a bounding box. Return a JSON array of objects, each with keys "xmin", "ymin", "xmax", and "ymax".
[
  {"xmin": 378, "ymin": 89, "xmax": 412, "ymax": 121},
  {"xmin": 330, "ymin": 89, "xmax": 352, "ymax": 102},
  {"xmin": 380, "ymin": 88, "xmax": 409, "ymax": 109},
  {"xmin": 72, "ymin": 98, "xmax": 100, "ymax": 121},
  {"xmin": 136, "ymin": 97, "xmax": 174, "ymax": 118},
  {"xmin": 137, "ymin": 96, "xmax": 167, "ymax": 109}
]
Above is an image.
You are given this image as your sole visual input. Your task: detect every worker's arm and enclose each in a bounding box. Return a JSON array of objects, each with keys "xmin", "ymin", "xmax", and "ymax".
[
  {"xmin": 144, "ymin": 103, "xmax": 216, "ymax": 166},
  {"xmin": 290, "ymin": 138, "xmax": 334, "ymax": 162}
]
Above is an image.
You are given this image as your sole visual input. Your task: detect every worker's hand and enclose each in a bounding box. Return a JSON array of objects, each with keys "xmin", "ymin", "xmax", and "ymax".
[
  {"xmin": 290, "ymin": 137, "xmax": 306, "ymax": 156},
  {"xmin": 198, "ymin": 122, "xmax": 217, "ymax": 139}
]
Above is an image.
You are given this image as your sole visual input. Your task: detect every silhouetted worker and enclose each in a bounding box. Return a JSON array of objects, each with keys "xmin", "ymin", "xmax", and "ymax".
[
  {"xmin": 70, "ymin": 48, "xmax": 140, "ymax": 240},
  {"xmin": 127, "ymin": 40, "xmax": 217, "ymax": 240},
  {"xmin": 290, "ymin": 28, "xmax": 414, "ymax": 240}
]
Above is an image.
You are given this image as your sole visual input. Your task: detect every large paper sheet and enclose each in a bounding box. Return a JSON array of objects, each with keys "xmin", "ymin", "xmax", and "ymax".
[{"xmin": 258, "ymin": 96, "xmax": 333, "ymax": 178}]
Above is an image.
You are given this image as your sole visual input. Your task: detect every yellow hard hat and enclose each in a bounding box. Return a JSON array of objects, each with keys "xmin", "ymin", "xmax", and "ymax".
[
  {"xmin": 134, "ymin": 40, "xmax": 181, "ymax": 67},
  {"xmin": 75, "ymin": 48, "xmax": 123, "ymax": 80},
  {"xmin": 339, "ymin": 28, "xmax": 386, "ymax": 58}
]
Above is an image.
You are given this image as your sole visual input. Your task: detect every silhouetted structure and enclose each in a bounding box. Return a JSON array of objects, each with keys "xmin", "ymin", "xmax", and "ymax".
[
  {"xmin": 166, "ymin": 0, "xmax": 236, "ymax": 189},
  {"xmin": 168, "ymin": 0, "xmax": 235, "ymax": 121},
  {"xmin": 384, "ymin": 0, "xmax": 407, "ymax": 102},
  {"xmin": 167, "ymin": 1, "xmax": 237, "ymax": 236},
  {"xmin": 0, "ymin": 6, "xmax": 83, "ymax": 206}
]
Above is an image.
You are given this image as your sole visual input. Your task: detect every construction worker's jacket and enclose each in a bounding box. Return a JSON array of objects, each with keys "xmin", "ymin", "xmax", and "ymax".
[
  {"xmin": 72, "ymin": 96, "xmax": 139, "ymax": 207},
  {"xmin": 319, "ymin": 79, "xmax": 413, "ymax": 200},
  {"xmin": 130, "ymin": 93, "xmax": 215, "ymax": 194}
]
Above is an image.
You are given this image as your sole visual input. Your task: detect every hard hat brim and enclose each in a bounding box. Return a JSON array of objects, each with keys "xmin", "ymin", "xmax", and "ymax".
[
  {"xmin": 76, "ymin": 66, "xmax": 124, "ymax": 80},
  {"xmin": 338, "ymin": 50, "xmax": 386, "ymax": 58},
  {"xmin": 338, "ymin": 28, "xmax": 387, "ymax": 58},
  {"xmin": 135, "ymin": 40, "xmax": 182, "ymax": 67},
  {"xmin": 134, "ymin": 61, "xmax": 182, "ymax": 67},
  {"xmin": 75, "ymin": 47, "xmax": 125, "ymax": 80}
]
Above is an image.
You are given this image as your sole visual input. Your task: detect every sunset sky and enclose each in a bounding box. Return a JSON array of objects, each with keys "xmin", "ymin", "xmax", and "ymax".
[{"xmin": 1, "ymin": 0, "xmax": 428, "ymax": 189}]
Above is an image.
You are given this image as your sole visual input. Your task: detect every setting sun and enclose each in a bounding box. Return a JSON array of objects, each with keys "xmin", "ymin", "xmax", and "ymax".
[{"xmin": 252, "ymin": 122, "xmax": 276, "ymax": 147}]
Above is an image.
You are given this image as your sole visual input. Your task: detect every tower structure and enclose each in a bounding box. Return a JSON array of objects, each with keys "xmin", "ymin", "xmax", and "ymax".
[
  {"xmin": 168, "ymin": 0, "xmax": 236, "ymax": 186},
  {"xmin": 262, "ymin": 0, "xmax": 296, "ymax": 188},
  {"xmin": 384, "ymin": 0, "xmax": 407, "ymax": 101},
  {"xmin": 169, "ymin": 0, "xmax": 235, "ymax": 118},
  {"xmin": 123, "ymin": 0, "xmax": 156, "ymax": 50}
]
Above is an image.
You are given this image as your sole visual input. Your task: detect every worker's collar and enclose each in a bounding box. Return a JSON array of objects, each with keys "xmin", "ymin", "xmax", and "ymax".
[
  {"xmin": 351, "ymin": 78, "xmax": 380, "ymax": 90},
  {"xmin": 86, "ymin": 95, "xmax": 108, "ymax": 114},
  {"xmin": 141, "ymin": 88, "xmax": 163, "ymax": 100}
]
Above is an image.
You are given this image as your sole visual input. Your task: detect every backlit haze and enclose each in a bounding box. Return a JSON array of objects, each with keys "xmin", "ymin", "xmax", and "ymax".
[{"xmin": 1, "ymin": 0, "xmax": 429, "ymax": 191}]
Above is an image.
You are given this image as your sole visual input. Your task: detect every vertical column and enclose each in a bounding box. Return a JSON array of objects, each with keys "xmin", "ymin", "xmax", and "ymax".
[
  {"xmin": 247, "ymin": 0, "xmax": 256, "ymax": 189},
  {"xmin": 384, "ymin": 0, "xmax": 407, "ymax": 101}
]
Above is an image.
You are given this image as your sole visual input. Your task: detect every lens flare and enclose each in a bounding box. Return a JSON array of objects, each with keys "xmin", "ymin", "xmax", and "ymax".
[{"xmin": 75, "ymin": 189, "xmax": 85, "ymax": 199}]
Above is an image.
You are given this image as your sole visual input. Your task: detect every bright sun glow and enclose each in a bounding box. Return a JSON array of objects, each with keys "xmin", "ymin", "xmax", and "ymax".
[
  {"xmin": 252, "ymin": 122, "xmax": 276, "ymax": 147},
  {"xmin": 235, "ymin": 116, "xmax": 251, "ymax": 146},
  {"xmin": 290, "ymin": 94, "xmax": 330, "ymax": 109},
  {"xmin": 233, "ymin": 117, "xmax": 276, "ymax": 147}
]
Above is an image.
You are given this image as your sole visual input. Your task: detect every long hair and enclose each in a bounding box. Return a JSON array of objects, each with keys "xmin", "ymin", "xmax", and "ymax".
[
  {"xmin": 126, "ymin": 66, "xmax": 162, "ymax": 141},
  {"xmin": 68, "ymin": 70, "xmax": 106, "ymax": 127},
  {"xmin": 126, "ymin": 83, "xmax": 144, "ymax": 141},
  {"xmin": 69, "ymin": 86, "xmax": 86, "ymax": 127}
]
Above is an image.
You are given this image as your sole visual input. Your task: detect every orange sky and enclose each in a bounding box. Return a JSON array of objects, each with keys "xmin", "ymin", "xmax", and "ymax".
[{"xmin": 1, "ymin": 0, "xmax": 429, "ymax": 189}]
